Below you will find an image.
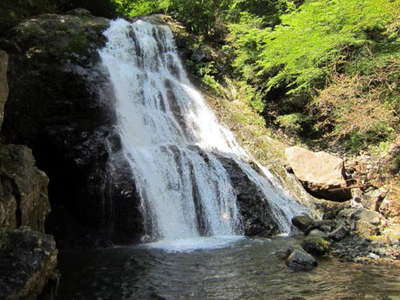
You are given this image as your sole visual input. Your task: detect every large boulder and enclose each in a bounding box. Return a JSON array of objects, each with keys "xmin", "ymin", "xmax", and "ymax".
[
  {"xmin": 285, "ymin": 146, "xmax": 351, "ymax": 201},
  {"xmin": 0, "ymin": 50, "xmax": 8, "ymax": 128},
  {"xmin": 286, "ymin": 248, "xmax": 317, "ymax": 271},
  {"xmin": 1, "ymin": 12, "xmax": 144, "ymax": 247},
  {"xmin": 0, "ymin": 144, "xmax": 49, "ymax": 232},
  {"xmin": 301, "ymin": 237, "xmax": 330, "ymax": 257},
  {"xmin": 0, "ymin": 228, "xmax": 58, "ymax": 300},
  {"xmin": 292, "ymin": 215, "xmax": 314, "ymax": 233}
]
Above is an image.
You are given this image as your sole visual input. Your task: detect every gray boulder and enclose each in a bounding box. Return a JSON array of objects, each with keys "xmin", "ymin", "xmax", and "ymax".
[
  {"xmin": 0, "ymin": 228, "xmax": 58, "ymax": 300},
  {"xmin": 286, "ymin": 249, "xmax": 318, "ymax": 271},
  {"xmin": 285, "ymin": 146, "xmax": 351, "ymax": 201},
  {"xmin": 292, "ymin": 215, "xmax": 314, "ymax": 233},
  {"xmin": 301, "ymin": 237, "xmax": 330, "ymax": 256}
]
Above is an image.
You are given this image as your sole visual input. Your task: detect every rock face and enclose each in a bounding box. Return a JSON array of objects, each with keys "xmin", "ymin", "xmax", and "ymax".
[
  {"xmin": 1, "ymin": 12, "xmax": 144, "ymax": 247},
  {"xmin": 0, "ymin": 228, "xmax": 58, "ymax": 300},
  {"xmin": 0, "ymin": 145, "xmax": 50, "ymax": 232},
  {"xmin": 285, "ymin": 146, "xmax": 351, "ymax": 201},
  {"xmin": 217, "ymin": 156, "xmax": 280, "ymax": 236},
  {"xmin": 0, "ymin": 144, "xmax": 56, "ymax": 298},
  {"xmin": 0, "ymin": 50, "xmax": 8, "ymax": 128}
]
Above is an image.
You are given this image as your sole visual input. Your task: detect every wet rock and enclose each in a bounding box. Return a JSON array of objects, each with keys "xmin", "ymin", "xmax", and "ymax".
[
  {"xmin": 286, "ymin": 249, "xmax": 317, "ymax": 271},
  {"xmin": 274, "ymin": 249, "xmax": 291, "ymax": 260},
  {"xmin": 301, "ymin": 237, "xmax": 330, "ymax": 256},
  {"xmin": 292, "ymin": 215, "xmax": 314, "ymax": 233},
  {"xmin": 216, "ymin": 156, "xmax": 280, "ymax": 237},
  {"xmin": 353, "ymin": 209, "xmax": 382, "ymax": 226},
  {"xmin": 0, "ymin": 49, "xmax": 8, "ymax": 128},
  {"xmin": 0, "ymin": 228, "xmax": 58, "ymax": 300},
  {"xmin": 0, "ymin": 144, "xmax": 49, "ymax": 232},
  {"xmin": 285, "ymin": 146, "xmax": 351, "ymax": 201}
]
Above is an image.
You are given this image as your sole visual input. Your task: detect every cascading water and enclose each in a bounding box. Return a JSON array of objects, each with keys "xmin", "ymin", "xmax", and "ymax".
[{"xmin": 99, "ymin": 18, "xmax": 307, "ymax": 250}]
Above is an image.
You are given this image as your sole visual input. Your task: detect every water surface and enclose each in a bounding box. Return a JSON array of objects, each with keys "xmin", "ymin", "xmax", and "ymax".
[{"xmin": 57, "ymin": 238, "xmax": 400, "ymax": 300}]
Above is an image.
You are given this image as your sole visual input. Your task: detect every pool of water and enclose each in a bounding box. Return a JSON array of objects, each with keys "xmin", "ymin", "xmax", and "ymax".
[{"xmin": 57, "ymin": 237, "xmax": 400, "ymax": 300}]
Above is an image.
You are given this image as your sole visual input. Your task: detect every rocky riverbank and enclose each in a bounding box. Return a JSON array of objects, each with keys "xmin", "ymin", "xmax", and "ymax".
[{"xmin": 284, "ymin": 146, "xmax": 400, "ymax": 269}]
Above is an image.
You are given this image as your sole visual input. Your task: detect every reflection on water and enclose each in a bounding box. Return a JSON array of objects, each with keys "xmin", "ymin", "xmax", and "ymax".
[{"xmin": 57, "ymin": 238, "xmax": 400, "ymax": 300}]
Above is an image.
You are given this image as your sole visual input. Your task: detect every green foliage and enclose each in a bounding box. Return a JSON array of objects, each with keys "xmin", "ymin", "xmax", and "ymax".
[
  {"xmin": 109, "ymin": 0, "xmax": 399, "ymax": 156},
  {"xmin": 229, "ymin": 0, "xmax": 400, "ymax": 96},
  {"xmin": 113, "ymin": 0, "xmax": 169, "ymax": 17},
  {"xmin": 275, "ymin": 113, "xmax": 309, "ymax": 134}
]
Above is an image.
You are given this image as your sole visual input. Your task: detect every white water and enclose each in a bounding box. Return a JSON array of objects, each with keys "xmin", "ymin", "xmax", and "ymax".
[{"xmin": 99, "ymin": 19, "xmax": 306, "ymax": 251}]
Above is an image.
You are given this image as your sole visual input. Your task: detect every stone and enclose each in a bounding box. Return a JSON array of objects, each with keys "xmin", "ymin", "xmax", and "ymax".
[
  {"xmin": 0, "ymin": 228, "xmax": 58, "ymax": 300},
  {"xmin": 292, "ymin": 215, "xmax": 314, "ymax": 233},
  {"xmin": 313, "ymin": 220, "xmax": 336, "ymax": 232},
  {"xmin": 0, "ymin": 144, "xmax": 49, "ymax": 232},
  {"xmin": 217, "ymin": 155, "xmax": 280, "ymax": 237},
  {"xmin": 328, "ymin": 223, "xmax": 349, "ymax": 241},
  {"xmin": 285, "ymin": 146, "xmax": 351, "ymax": 201},
  {"xmin": 379, "ymin": 190, "xmax": 400, "ymax": 219},
  {"xmin": 307, "ymin": 229, "xmax": 328, "ymax": 238},
  {"xmin": 301, "ymin": 237, "xmax": 331, "ymax": 256},
  {"xmin": 353, "ymin": 209, "xmax": 382, "ymax": 226},
  {"xmin": 0, "ymin": 49, "xmax": 8, "ymax": 128},
  {"xmin": 352, "ymin": 209, "xmax": 382, "ymax": 237},
  {"xmin": 359, "ymin": 189, "xmax": 386, "ymax": 211},
  {"xmin": 367, "ymin": 252, "xmax": 380, "ymax": 259},
  {"xmin": 286, "ymin": 249, "xmax": 318, "ymax": 271}
]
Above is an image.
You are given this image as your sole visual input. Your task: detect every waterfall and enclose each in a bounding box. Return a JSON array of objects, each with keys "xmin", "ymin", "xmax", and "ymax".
[{"xmin": 99, "ymin": 18, "xmax": 306, "ymax": 249}]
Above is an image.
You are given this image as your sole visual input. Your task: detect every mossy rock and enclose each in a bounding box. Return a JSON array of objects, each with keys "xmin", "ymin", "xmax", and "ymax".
[{"xmin": 301, "ymin": 237, "xmax": 331, "ymax": 257}]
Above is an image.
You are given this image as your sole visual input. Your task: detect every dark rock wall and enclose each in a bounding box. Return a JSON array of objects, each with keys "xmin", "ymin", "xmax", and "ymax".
[
  {"xmin": 217, "ymin": 156, "xmax": 280, "ymax": 236},
  {"xmin": 0, "ymin": 228, "xmax": 58, "ymax": 300},
  {"xmin": 1, "ymin": 12, "xmax": 144, "ymax": 247}
]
